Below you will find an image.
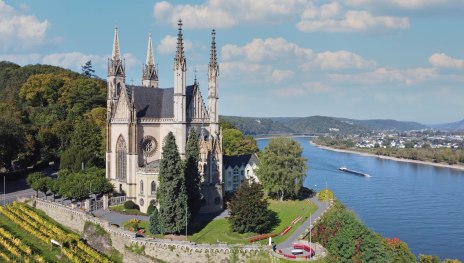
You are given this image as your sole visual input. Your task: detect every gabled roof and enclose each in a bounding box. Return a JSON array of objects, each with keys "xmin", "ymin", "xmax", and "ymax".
[
  {"xmin": 127, "ymin": 85, "xmax": 195, "ymax": 118},
  {"xmin": 223, "ymin": 153, "xmax": 259, "ymax": 169}
]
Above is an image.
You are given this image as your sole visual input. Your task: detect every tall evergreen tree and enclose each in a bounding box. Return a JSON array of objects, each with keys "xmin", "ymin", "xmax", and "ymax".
[
  {"xmin": 157, "ymin": 132, "xmax": 189, "ymax": 234},
  {"xmin": 228, "ymin": 181, "xmax": 272, "ymax": 234},
  {"xmin": 149, "ymin": 206, "xmax": 163, "ymax": 235},
  {"xmin": 185, "ymin": 128, "xmax": 202, "ymax": 219},
  {"xmin": 81, "ymin": 60, "xmax": 95, "ymax": 77}
]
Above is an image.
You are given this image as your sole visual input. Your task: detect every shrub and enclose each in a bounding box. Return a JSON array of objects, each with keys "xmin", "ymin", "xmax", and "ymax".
[
  {"xmin": 146, "ymin": 203, "xmax": 155, "ymax": 215},
  {"xmin": 123, "ymin": 200, "xmax": 139, "ymax": 210},
  {"xmin": 318, "ymin": 189, "xmax": 334, "ymax": 201}
]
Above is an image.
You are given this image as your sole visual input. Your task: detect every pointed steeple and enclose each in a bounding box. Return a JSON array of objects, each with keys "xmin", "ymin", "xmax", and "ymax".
[
  {"xmin": 174, "ymin": 19, "xmax": 186, "ymax": 71},
  {"xmin": 176, "ymin": 20, "xmax": 184, "ymax": 60},
  {"xmin": 112, "ymin": 27, "xmax": 121, "ymax": 61},
  {"xmin": 108, "ymin": 26, "xmax": 125, "ymax": 78},
  {"xmin": 208, "ymin": 29, "xmax": 219, "ymax": 134},
  {"xmin": 209, "ymin": 29, "xmax": 217, "ymax": 68},
  {"xmin": 146, "ymin": 33, "xmax": 154, "ymax": 66},
  {"xmin": 142, "ymin": 33, "xmax": 158, "ymax": 87}
]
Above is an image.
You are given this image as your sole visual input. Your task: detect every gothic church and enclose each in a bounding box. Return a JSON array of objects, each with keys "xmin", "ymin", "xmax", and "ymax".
[{"xmin": 105, "ymin": 21, "xmax": 223, "ymax": 213}]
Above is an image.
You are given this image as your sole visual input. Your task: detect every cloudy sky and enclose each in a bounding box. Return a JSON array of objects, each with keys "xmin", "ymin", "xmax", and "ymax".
[{"xmin": 1, "ymin": 0, "xmax": 463, "ymax": 123}]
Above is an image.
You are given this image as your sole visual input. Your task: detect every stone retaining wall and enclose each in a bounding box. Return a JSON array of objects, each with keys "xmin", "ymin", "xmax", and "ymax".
[{"xmin": 32, "ymin": 198, "xmax": 268, "ymax": 263}]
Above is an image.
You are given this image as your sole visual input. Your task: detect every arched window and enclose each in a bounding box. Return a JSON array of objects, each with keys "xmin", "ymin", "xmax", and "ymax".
[
  {"xmin": 140, "ymin": 180, "xmax": 144, "ymax": 194},
  {"xmin": 151, "ymin": 181, "xmax": 156, "ymax": 195},
  {"xmin": 116, "ymin": 136, "xmax": 127, "ymax": 181}
]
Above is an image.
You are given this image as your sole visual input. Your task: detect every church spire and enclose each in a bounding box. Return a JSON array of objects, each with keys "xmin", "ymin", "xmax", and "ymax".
[
  {"xmin": 208, "ymin": 29, "xmax": 219, "ymax": 134},
  {"xmin": 112, "ymin": 26, "xmax": 121, "ymax": 61},
  {"xmin": 142, "ymin": 33, "xmax": 158, "ymax": 87},
  {"xmin": 209, "ymin": 29, "xmax": 217, "ymax": 68},
  {"xmin": 108, "ymin": 26, "xmax": 125, "ymax": 78},
  {"xmin": 146, "ymin": 33, "xmax": 154, "ymax": 66},
  {"xmin": 174, "ymin": 19, "xmax": 186, "ymax": 71}
]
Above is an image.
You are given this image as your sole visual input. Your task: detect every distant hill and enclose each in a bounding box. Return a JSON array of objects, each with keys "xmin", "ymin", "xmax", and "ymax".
[
  {"xmin": 337, "ymin": 118, "xmax": 427, "ymax": 131},
  {"xmin": 220, "ymin": 115, "xmax": 430, "ymax": 135},
  {"xmin": 431, "ymin": 119, "xmax": 464, "ymax": 131},
  {"xmin": 220, "ymin": 116, "xmax": 294, "ymax": 135}
]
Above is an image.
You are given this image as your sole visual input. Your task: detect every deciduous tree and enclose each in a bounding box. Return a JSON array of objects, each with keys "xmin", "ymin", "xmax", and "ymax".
[{"xmin": 256, "ymin": 137, "xmax": 307, "ymax": 200}]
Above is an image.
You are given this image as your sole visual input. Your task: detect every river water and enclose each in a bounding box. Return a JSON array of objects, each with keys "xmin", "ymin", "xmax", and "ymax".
[{"xmin": 257, "ymin": 137, "xmax": 464, "ymax": 260}]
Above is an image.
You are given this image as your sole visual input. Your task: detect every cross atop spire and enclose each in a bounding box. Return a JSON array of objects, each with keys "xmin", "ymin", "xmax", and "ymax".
[
  {"xmin": 176, "ymin": 19, "xmax": 184, "ymax": 60},
  {"xmin": 145, "ymin": 33, "xmax": 154, "ymax": 66},
  {"xmin": 209, "ymin": 29, "xmax": 217, "ymax": 67},
  {"xmin": 112, "ymin": 26, "xmax": 121, "ymax": 61}
]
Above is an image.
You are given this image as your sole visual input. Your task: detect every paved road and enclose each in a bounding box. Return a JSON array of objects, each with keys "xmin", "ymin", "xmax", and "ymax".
[
  {"xmin": 93, "ymin": 209, "xmax": 149, "ymax": 226},
  {"xmin": 277, "ymin": 196, "xmax": 329, "ymax": 250},
  {"xmin": 0, "ymin": 164, "xmax": 58, "ymax": 206}
]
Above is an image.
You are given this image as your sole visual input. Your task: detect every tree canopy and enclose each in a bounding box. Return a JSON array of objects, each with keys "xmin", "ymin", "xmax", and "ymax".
[
  {"xmin": 228, "ymin": 181, "xmax": 273, "ymax": 234},
  {"xmin": 256, "ymin": 137, "xmax": 307, "ymax": 200},
  {"xmin": 222, "ymin": 128, "xmax": 259, "ymax": 156}
]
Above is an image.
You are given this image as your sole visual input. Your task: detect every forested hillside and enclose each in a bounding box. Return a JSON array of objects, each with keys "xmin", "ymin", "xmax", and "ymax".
[
  {"xmin": 220, "ymin": 115, "xmax": 427, "ymax": 135},
  {"xmin": 0, "ymin": 61, "xmax": 106, "ymax": 173}
]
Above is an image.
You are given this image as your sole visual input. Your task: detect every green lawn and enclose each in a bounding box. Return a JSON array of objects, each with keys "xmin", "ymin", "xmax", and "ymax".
[
  {"xmin": 109, "ymin": 204, "xmax": 147, "ymax": 216},
  {"xmin": 189, "ymin": 199, "xmax": 318, "ymax": 245}
]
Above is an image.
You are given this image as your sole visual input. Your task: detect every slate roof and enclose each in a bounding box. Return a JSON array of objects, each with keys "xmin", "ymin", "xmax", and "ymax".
[
  {"xmin": 127, "ymin": 85, "xmax": 195, "ymax": 118},
  {"xmin": 223, "ymin": 154, "xmax": 259, "ymax": 169}
]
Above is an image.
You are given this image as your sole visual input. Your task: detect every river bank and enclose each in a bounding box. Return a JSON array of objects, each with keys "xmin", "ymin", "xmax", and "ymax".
[{"xmin": 311, "ymin": 141, "xmax": 464, "ymax": 171}]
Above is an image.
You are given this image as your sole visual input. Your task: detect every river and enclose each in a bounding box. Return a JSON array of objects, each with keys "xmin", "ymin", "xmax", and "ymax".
[{"xmin": 257, "ymin": 137, "xmax": 464, "ymax": 260}]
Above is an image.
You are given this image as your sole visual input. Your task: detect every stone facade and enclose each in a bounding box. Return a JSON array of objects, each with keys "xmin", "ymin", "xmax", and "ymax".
[
  {"xmin": 32, "ymin": 199, "xmax": 269, "ymax": 263},
  {"xmin": 106, "ymin": 21, "xmax": 223, "ymax": 213}
]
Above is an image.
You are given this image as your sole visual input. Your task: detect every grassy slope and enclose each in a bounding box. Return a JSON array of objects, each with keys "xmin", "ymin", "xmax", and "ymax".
[{"xmin": 189, "ymin": 199, "xmax": 318, "ymax": 245}]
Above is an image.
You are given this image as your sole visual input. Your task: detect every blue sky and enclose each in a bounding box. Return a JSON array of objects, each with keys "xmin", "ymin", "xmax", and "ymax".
[{"xmin": 1, "ymin": 0, "xmax": 463, "ymax": 124}]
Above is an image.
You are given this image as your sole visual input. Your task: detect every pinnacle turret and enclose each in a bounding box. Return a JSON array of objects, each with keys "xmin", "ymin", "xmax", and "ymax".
[
  {"xmin": 146, "ymin": 33, "xmax": 154, "ymax": 66},
  {"xmin": 108, "ymin": 26, "xmax": 125, "ymax": 78},
  {"xmin": 142, "ymin": 33, "xmax": 158, "ymax": 87},
  {"xmin": 174, "ymin": 20, "xmax": 186, "ymax": 71},
  {"xmin": 112, "ymin": 27, "xmax": 121, "ymax": 61},
  {"xmin": 209, "ymin": 29, "xmax": 217, "ymax": 68}
]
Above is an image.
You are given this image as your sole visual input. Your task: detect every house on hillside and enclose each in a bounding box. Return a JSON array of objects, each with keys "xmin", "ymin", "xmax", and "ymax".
[{"xmin": 223, "ymin": 154, "xmax": 259, "ymax": 192}]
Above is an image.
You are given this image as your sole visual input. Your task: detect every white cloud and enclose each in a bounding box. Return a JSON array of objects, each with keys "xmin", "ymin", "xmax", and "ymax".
[
  {"xmin": 429, "ymin": 53, "xmax": 464, "ymax": 69},
  {"xmin": 305, "ymin": 50, "xmax": 375, "ymax": 70},
  {"xmin": 0, "ymin": 0, "xmax": 49, "ymax": 50},
  {"xmin": 157, "ymin": 35, "xmax": 193, "ymax": 54},
  {"xmin": 297, "ymin": 9, "xmax": 409, "ymax": 33},
  {"xmin": 153, "ymin": 0, "xmax": 308, "ymax": 29},
  {"xmin": 222, "ymin": 38, "xmax": 313, "ymax": 63},
  {"xmin": 0, "ymin": 53, "xmax": 41, "ymax": 65},
  {"xmin": 2, "ymin": 52, "xmax": 140, "ymax": 74},
  {"xmin": 272, "ymin": 82, "xmax": 333, "ymax": 97},
  {"xmin": 270, "ymin": 70, "xmax": 294, "ymax": 83},
  {"xmin": 346, "ymin": 0, "xmax": 464, "ymax": 11},
  {"xmin": 329, "ymin": 67, "xmax": 437, "ymax": 85}
]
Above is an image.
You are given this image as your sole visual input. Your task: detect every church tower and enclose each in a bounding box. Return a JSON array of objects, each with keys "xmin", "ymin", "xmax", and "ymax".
[
  {"xmin": 107, "ymin": 27, "xmax": 125, "ymax": 101},
  {"xmin": 208, "ymin": 29, "xmax": 219, "ymax": 136},
  {"xmin": 173, "ymin": 20, "xmax": 187, "ymax": 155},
  {"xmin": 142, "ymin": 33, "xmax": 158, "ymax": 88}
]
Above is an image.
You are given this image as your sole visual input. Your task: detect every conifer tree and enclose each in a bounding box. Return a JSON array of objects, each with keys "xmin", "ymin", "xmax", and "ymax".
[
  {"xmin": 185, "ymin": 128, "xmax": 202, "ymax": 219},
  {"xmin": 149, "ymin": 206, "xmax": 163, "ymax": 235},
  {"xmin": 228, "ymin": 181, "xmax": 272, "ymax": 234},
  {"xmin": 157, "ymin": 132, "xmax": 189, "ymax": 234}
]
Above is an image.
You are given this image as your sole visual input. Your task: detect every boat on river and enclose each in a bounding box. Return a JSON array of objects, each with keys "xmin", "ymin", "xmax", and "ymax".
[{"xmin": 339, "ymin": 167, "xmax": 371, "ymax": 177}]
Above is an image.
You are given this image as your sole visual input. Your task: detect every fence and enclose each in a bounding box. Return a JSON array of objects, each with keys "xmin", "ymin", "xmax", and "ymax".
[{"xmin": 108, "ymin": 196, "xmax": 126, "ymax": 207}]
